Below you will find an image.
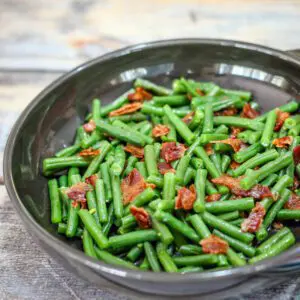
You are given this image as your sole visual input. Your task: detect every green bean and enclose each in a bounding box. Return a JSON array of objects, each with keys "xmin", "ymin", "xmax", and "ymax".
[
  {"xmin": 205, "ymin": 180, "xmax": 218, "ymax": 195},
  {"xmin": 213, "ymin": 229, "xmax": 256, "ymax": 257},
  {"xmin": 164, "ymin": 105, "xmax": 195, "ymax": 144},
  {"xmin": 189, "ymin": 108, "xmax": 204, "ymax": 131},
  {"xmin": 100, "ymin": 162, "xmax": 113, "ymax": 201},
  {"xmin": 151, "ymin": 215, "xmax": 174, "ymax": 245},
  {"xmin": 142, "ymin": 103, "xmax": 190, "ymax": 117},
  {"xmin": 91, "ymin": 98, "xmax": 101, "ymax": 121},
  {"xmin": 94, "ymin": 247, "xmax": 138, "ymax": 270},
  {"xmin": 108, "ymin": 230, "xmax": 158, "ymax": 250},
  {"xmin": 57, "ymin": 223, "xmax": 82, "ymax": 237},
  {"xmin": 147, "ymin": 174, "xmax": 164, "ymax": 188},
  {"xmin": 214, "ymin": 116, "xmax": 264, "ymax": 131},
  {"xmin": 230, "ymin": 218, "xmax": 245, "ymax": 227},
  {"xmin": 138, "ymin": 256, "xmax": 150, "ymax": 270},
  {"xmin": 82, "ymin": 228, "xmax": 97, "ymax": 258},
  {"xmin": 83, "ymin": 141, "xmax": 111, "ymax": 179},
  {"xmin": 139, "ymin": 122, "xmax": 152, "ymax": 136},
  {"xmin": 205, "ymin": 198, "xmax": 254, "ymax": 214},
  {"xmin": 220, "ymin": 194, "xmax": 231, "ymax": 201},
  {"xmin": 123, "ymin": 156, "xmax": 138, "ymax": 176},
  {"xmin": 148, "ymin": 199, "xmax": 161, "ymax": 210},
  {"xmin": 144, "ymin": 144, "xmax": 159, "ymax": 176},
  {"xmin": 134, "ymin": 78, "xmax": 172, "ymax": 96},
  {"xmin": 260, "ymin": 174, "xmax": 278, "ymax": 187},
  {"xmin": 154, "ymin": 210, "xmax": 200, "ymax": 242},
  {"xmin": 183, "ymin": 167, "xmax": 196, "ymax": 186},
  {"xmin": 179, "ymin": 245, "xmax": 203, "ymax": 256},
  {"xmin": 156, "ymin": 243, "xmax": 178, "ymax": 272},
  {"xmin": 102, "ymin": 203, "xmax": 114, "ymax": 236},
  {"xmin": 188, "ymin": 214, "xmax": 211, "ymax": 239},
  {"xmin": 249, "ymin": 232, "xmax": 295, "ymax": 264},
  {"xmin": 86, "ymin": 190, "xmax": 100, "ymax": 225},
  {"xmin": 43, "ymin": 156, "xmax": 90, "ymax": 175},
  {"xmin": 144, "ymin": 242, "xmax": 161, "ymax": 272},
  {"xmin": 78, "ymin": 209, "xmax": 109, "ymax": 249},
  {"xmin": 176, "ymin": 155, "xmax": 191, "ymax": 185},
  {"xmin": 172, "ymin": 254, "xmax": 219, "ymax": 267},
  {"xmin": 48, "ymin": 179, "xmax": 62, "ymax": 224},
  {"xmin": 223, "ymin": 89, "xmax": 251, "ymax": 101},
  {"xmin": 261, "ymin": 109, "xmax": 277, "ymax": 147},
  {"xmin": 201, "ymin": 211, "xmax": 254, "ymax": 243},
  {"xmin": 199, "ymin": 134, "xmax": 228, "ymax": 145},
  {"xmin": 218, "ymin": 211, "xmax": 240, "ymax": 222},
  {"xmin": 193, "ymin": 169, "xmax": 207, "ymax": 213},
  {"xmin": 110, "ymin": 173, "xmax": 123, "ymax": 220},
  {"xmin": 81, "ymin": 130, "xmax": 103, "ymax": 149},
  {"xmin": 77, "ymin": 126, "xmax": 89, "ymax": 141},
  {"xmin": 277, "ymin": 209, "xmax": 300, "ymax": 220},
  {"xmin": 202, "ymin": 102, "xmax": 214, "ymax": 134},
  {"xmin": 233, "ymin": 143, "xmax": 264, "ymax": 163},
  {"xmin": 163, "ymin": 172, "xmax": 176, "ymax": 202},
  {"xmin": 237, "ymin": 130, "xmax": 262, "ymax": 145},
  {"xmin": 126, "ymin": 244, "xmax": 143, "ymax": 262},
  {"xmin": 95, "ymin": 179, "xmax": 108, "ymax": 223},
  {"xmin": 210, "ymin": 153, "xmax": 222, "ymax": 174},
  {"xmin": 100, "ymin": 89, "xmax": 133, "ymax": 117},
  {"xmin": 157, "ymin": 200, "xmax": 174, "ymax": 211},
  {"xmin": 240, "ymin": 152, "xmax": 293, "ymax": 190},
  {"xmin": 256, "ymin": 227, "xmax": 291, "ymax": 254},
  {"xmin": 221, "ymin": 155, "xmax": 231, "ymax": 173},
  {"xmin": 58, "ymin": 175, "xmax": 68, "ymax": 188},
  {"xmin": 178, "ymin": 266, "xmax": 203, "ymax": 273},
  {"xmin": 153, "ymin": 95, "xmax": 189, "ymax": 107},
  {"xmin": 186, "ymin": 137, "xmax": 201, "ymax": 156},
  {"xmin": 111, "ymin": 145, "xmax": 126, "ymax": 176},
  {"xmin": 55, "ymin": 144, "xmax": 81, "ymax": 158},
  {"xmin": 67, "ymin": 167, "xmax": 79, "ymax": 186},
  {"xmin": 109, "ymin": 112, "xmax": 147, "ymax": 123},
  {"xmin": 289, "ymin": 123, "xmax": 300, "ymax": 137},
  {"xmin": 190, "ymin": 157, "xmax": 204, "ymax": 169},
  {"xmin": 134, "ymin": 162, "xmax": 149, "ymax": 180},
  {"xmin": 232, "ymin": 149, "xmax": 279, "ymax": 177},
  {"xmin": 226, "ymin": 248, "xmax": 246, "ymax": 266}
]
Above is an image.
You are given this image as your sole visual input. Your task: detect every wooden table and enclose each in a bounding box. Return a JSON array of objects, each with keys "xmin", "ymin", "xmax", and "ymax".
[{"xmin": 1, "ymin": 1, "xmax": 300, "ymax": 299}]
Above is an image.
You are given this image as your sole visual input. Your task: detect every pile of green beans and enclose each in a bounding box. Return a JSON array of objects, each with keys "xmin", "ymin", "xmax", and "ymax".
[{"xmin": 44, "ymin": 77, "xmax": 299, "ymax": 273}]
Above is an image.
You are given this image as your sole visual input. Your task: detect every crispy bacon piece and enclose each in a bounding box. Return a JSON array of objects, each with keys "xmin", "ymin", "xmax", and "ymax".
[
  {"xmin": 241, "ymin": 103, "xmax": 260, "ymax": 119},
  {"xmin": 108, "ymin": 102, "xmax": 142, "ymax": 117},
  {"xmin": 187, "ymin": 94, "xmax": 193, "ymax": 101},
  {"xmin": 284, "ymin": 193, "xmax": 300, "ymax": 210},
  {"xmin": 152, "ymin": 124, "xmax": 170, "ymax": 137},
  {"xmin": 200, "ymin": 235, "xmax": 229, "ymax": 254},
  {"xmin": 85, "ymin": 174, "xmax": 98, "ymax": 187},
  {"xmin": 79, "ymin": 148, "xmax": 100, "ymax": 157},
  {"xmin": 66, "ymin": 182, "xmax": 92, "ymax": 209},
  {"xmin": 211, "ymin": 138, "xmax": 244, "ymax": 152},
  {"xmin": 83, "ymin": 119, "xmax": 96, "ymax": 133},
  {"xmin": 182, "ymin": 111, "xmax": 194, "ymax": 124},
  {"xmin": 272, "ymin": 136, "xmax": 293, "ymax": 148},
  {"xmin": 175, "ymin": 185, "xmax": 196, "ymax": 210},
  {"xmin": 214, "ymin": 107, "xmax": 238, "ymax": 117},
  {"xmin": 158, "ymin": 162, "xmax": 175, "ymax": 175},
  {"xmin": 241, "ymin": 202, "xmax": 265, "ymax": 233},
  {"xmin": 293, "ymin": 176, "xmax": 300, "ymax": 190},
  {"xmin": 196, "ymin": 88, "xmax": 205, "ymax": 96},
  {"xmin": 230, "ymin": 161, "xmax": 240, "ymax": 170},
  {"xmin": 130, "ymin": 205, "xmax": 152, "ymax": 229},
  {"xmin": 160, "ymin": 142, "xmax": 186, "ymax": 163},
  {"xmin": 121, "ymin": 169, "xmax": 147, "ymax": 205},
  {"xmin": 127, "ymin": 87, "xmax": 152, "ymax": 102},
  {"xmin": 273, "ymin": 221, "xmax": 283, "ymax": 230},
  {"xmin": 211, "ymin": 175, "xmax": 273, "ymax": 200},
  {"xmin": 123, "ymin": 144, "xmax": 144, "ymax": 159},
  {"xmin": 204, "ymin": 143, "xmax": 214, "ymax": 155},
  {"xmin": 293, "ymin": 145, "xmax": 300, "ymax": 165},
  {"xmin": 205, "ymin": 193, "xmax": 222, "ymax": 202},
  {"xmin": 274, "ymin": 109, "xmax": 290, "ymax": 132},
  {"xmin": 230, "ymin": 126, "xmax": 243, "ymax": 138}
]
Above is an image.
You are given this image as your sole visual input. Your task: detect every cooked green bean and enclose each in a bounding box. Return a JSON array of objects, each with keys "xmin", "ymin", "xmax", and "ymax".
[
  {"xmin": 193, "ymin": 169, "xmax": 207, "ymax": 213},
  {"xmin": 48, "ymin": 179, "xmax": 62, "ymax": 224},
  {"xmin": 82, "ymin": 228, "xmax": 97, "ymax": 258}
]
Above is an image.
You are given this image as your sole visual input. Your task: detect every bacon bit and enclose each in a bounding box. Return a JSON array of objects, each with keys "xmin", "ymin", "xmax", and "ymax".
[
  {"xmin": 293, "ymin": 176, "xmax": 300, "ymax": 190},
  {"xmin": 241, "ymin": 202, "xmax": 265, "ymax": 233},
  {"xmin": 200, "ymin": 235, "xmax": 229, "ymax": 254},
  {"xmin": 158, "ymin": 162, "xmax": 175, "ymax": 175},
  {"xmin": 66, "ymin": 182, "xmax": 92, "ymax": 209},
  {"xmin": 108, "ymin": 102, "xmax": 142, "ymax": 117},
  {"xmin": 123, "ymin": 144, "xmax": 144, "ymax": 159},
  {"xmin": 212, "ymin": 175, "xmax": 273, "ymax": 200},
  {"xmin": 214, "ymin": 107, "xmax": 237, "ymax": 117},
  {"xmin": 231, "ymin": 126, "xmax": 243, "ymax": 138},
  {"xmin": 175, "ymin": 185, "xmax": 196, "ymax": 210},
  {"xmin": 85, "ymin": 174, "xmax": 98, "ymax": 187},
  {"xmin": 152, "ymin": 124, "xmax": 170, "ymax": 137},
  {"xmin": 130, "ymin": 206, "xmax": 152, "ymax": 229},
  {"xmin": 187, "ymin": 94, "xmax": 193, "ymax": 101},
  {"xmin": 293, "ymin": 145, "xmax": 300, "ymax": 165},
  {"xmin": 272, "ymin": 136, "xmax": 293, "ymax": 148},
  {"xmin": 196, "ymin": 88, "xmax": 205, "ymax": 96},
  {"xmin": 284, "ymin": 193, "xmax": 300, "ymax": 210},
  {"xmin": 211, "ymin": 138, "xmax": 244, "ymax": 152},
  {"xmin": 205, "ymin": 194, "xmax": 222, "ymax": 202},
  {"xmin": 274, "ymin": 109, "xmax": 290, "ymax": 132},
  {"xmin": 79, "ymin": 148, "xmax": 100, "ymax": 157},
  {"xmin": 145, "ymin": 183, "xmax": 156, "ymax": 189},
  {"xmin": 121, "ymin": 169, "xmax": 147, "ymax": 205},
  {"xmin": 160, "ymin": 142, "xmax": 186, "ymax": 163},
  {"xmin": 241, "ymin": 103, "xmax": 260, "ymax": 119},
  {"xmin": 273, "ymin": 221, "xmax": 284, "ymax": 230},
  {"xmin": 230, "ymin": 161, "xmax": 240, "ymax": 170},
  {"xmin": 83, "ymin": 119, "xmax": 96, "ymax": 133},
  {"xmin": 204, "ymin": 143, "xmax": 214, "ymax": 155},
  {"xmin": 127, "ymin": 87, "xmax": 152, "ymax": 102},
  {"xmin": 182, "ymin": 111, "xmax": 194, "ymax": 125}
]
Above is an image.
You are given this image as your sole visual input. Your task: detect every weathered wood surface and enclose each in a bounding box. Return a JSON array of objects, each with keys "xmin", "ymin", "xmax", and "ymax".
[{"xmin": 1, "ymin": 0, "xmax": 300, "ymax": 299}]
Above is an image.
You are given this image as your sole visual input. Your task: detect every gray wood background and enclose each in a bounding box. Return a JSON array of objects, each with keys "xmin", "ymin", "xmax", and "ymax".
[{"xmin": 1, "ymin": 0, "xmax": 300, "ymax": 299}]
